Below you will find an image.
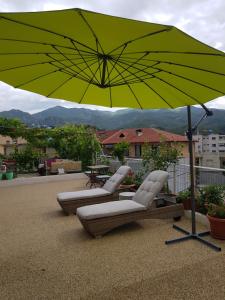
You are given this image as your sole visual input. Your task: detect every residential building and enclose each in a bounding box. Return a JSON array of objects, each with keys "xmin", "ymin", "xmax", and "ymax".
[
  {"xmin": 194, "ymin": 134, "xmax": 225, "ymax": 154},
  {"xmin": 97, "ymin": 128, "xmax": 190, "ymax": 158},
  {"xmin": 0, "ymin": 135, "xmax": 27, "ymax": 156},
  {"xmin": 194, "ymin": 134, "xmax": 225, "ymax": 169}
]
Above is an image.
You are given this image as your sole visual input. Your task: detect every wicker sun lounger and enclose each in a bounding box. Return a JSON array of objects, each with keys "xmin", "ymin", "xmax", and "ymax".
[
  {"xmin": 77, "ymin": 170, "xmax": 184, "ymax": 238},
  {"xmin": 57, "ymin": 165, "xmax": 131, "ymax": 215}
]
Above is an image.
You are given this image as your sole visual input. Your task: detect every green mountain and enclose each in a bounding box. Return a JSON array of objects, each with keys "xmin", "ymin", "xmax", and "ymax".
[{"xmin": 0, "ymin": 106, "xmax": 225, "ymax": 134}]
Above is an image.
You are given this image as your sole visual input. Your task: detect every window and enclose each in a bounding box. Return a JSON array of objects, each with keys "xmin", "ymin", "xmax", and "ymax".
[
  {"xmin": 212, "ymin": 137, "xmax": 216, "ymax": 140},
  {"xmin": 212, "ymin": 144, "xmax": 216, "ymax": 147},
  {"xmin": 135, "ymin": 144, "xmax": 142, "ymax": 158}
]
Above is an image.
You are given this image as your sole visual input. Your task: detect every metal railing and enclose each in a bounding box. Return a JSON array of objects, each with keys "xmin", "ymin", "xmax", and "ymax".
[{"xmin": 98, "ymin": 155, "xmax": 225, "ymax": 193}]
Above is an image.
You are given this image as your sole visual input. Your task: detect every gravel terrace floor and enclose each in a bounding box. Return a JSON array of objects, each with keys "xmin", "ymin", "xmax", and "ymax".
[{"xmin": 0, "ymin": 173, "xmax": 225, "ymax": 300}]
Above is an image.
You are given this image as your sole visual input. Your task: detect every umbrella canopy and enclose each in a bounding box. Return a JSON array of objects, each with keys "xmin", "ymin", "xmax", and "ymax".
[{"xmin": 0, "ymin": 8, "xmax": 225, "ymax": 109}]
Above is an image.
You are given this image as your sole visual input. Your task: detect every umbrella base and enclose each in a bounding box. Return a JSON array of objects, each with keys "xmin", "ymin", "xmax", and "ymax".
[{"xmin": 165, "ymin": 224, "xmax": 221, "ymax": 252}]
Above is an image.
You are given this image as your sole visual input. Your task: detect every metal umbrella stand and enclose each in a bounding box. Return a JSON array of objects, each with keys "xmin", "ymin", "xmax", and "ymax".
[
  {"xmin": 165, "ymin": 105, "xmax": 221, "ymax": 251},
  {"xmin": 0, "ymin": 9, "xmax": 225, "ymax": 251}
]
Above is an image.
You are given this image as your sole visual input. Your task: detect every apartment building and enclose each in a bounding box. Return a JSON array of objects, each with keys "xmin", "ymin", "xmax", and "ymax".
[
  {"xmin": 194, "ymin": 134, "xmax": 225, "ymax": 169},
  {"xmin": 194, "ymin": 134, "xmax": 225, "ymax": 153}
]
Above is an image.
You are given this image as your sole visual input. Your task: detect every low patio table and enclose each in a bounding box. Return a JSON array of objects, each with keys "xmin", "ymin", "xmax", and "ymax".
[
  {"xmin": 119, "ymin": 192, "xmax": 135, "ymax": 200},
  {"xmin": 96, "ymin": 174, "xmax": 111, "ymax": 186},
  {"xmin": 87, "ymin": 165, "xmax": 109, "ymax": 174},
  {"xmin": 86, "ymin": 165, "xmax": 110, "ymax": 187}
]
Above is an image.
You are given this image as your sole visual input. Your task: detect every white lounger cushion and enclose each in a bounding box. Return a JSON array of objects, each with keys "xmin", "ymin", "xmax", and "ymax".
[
  {"xmin": 103, "ymin": 165, "xmax": 131, "ymax": 193},
  {"xmin": 133, "ymin": 170, "xmax": 169, "ymax": 208},
  {"xmin": 57, "ymin": 188, "xmax": 111, "ymax": 202},
  {"xmin": 77, "ymin": 200, "xmax": 146, "ymax": 220},
  {"xmin": 57, "ymin": 165, "xmax": 131, "ymax": 202}
]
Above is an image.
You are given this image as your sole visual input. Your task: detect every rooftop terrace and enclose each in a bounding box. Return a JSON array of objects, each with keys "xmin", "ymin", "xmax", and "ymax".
[{"xmin": 0, "ymin": 174, "xmax": 225, "ymax": 299}]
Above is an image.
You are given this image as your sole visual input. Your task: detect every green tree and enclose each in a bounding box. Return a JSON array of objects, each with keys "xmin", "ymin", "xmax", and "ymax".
[
  {"xmin": 112, "ymin": 141, "xmax": 130, "ymax": 165},
  {"xmin": 50, "ymin": 125, "xmax": 101, "ymax": 169},
  {"xmin": 10, "ymin": 145, "xmax": 43, "ymax": 172},
  {"xmin": 142, "ymin": 140, "xmax": 182, "ymax": 171},
  {"xmin": 0, "ymin": 117, "xmax": 26, "ymax": 139},
  {"xmin": 24, "ymin": 128, "xmax": 52, "ymax": 152}
]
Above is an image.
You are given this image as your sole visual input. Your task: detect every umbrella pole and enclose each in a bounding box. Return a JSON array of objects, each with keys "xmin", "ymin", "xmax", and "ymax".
[
  {"xmin": 165, "ymin": 105, "xmax": 221, "ymax": 251},
  {"xmin": 187, "ymin": 105, "xmax": 196, "ymax": 235}
]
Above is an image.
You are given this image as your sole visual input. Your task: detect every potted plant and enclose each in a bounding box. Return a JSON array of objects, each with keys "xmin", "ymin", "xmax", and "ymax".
[
  {"xmin": 196, "ymin": 185, "xmax": 225, "ymax": 215},
  {"xmin": 176, "ymin": 189, "xmax": 191, "ymax": 210},
  {"xmin": 120, "ymin": 169, "xmax": 136, "ymax": 190},
  {"xmin": 207, "ymin": 203, "xmax": 225, "ymax": 239}
]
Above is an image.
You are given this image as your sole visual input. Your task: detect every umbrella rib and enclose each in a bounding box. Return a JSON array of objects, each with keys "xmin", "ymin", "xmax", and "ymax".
[
  {"xmin": 158, "ymin": 60, "xmax": 225, "ymax": 78},
  {"xmin": 152, "ymin": 66, "xmax": 225, "ymax": 95},
  {"xmin": 0, "ymin": 16, "xmax": 98, "ymax": 54},
  {"xmin": 119, "ymin": 50, "xmax": 225, "ymax": 57},
  {"xmin": 50, "ymin": 45, "xmax": 95, "ymax": 83},
  {"xmin": 70, "ymin": 39, "xmax": 100, "ymax": 85},
  {"xmin": 46, "ymin": 76, "xmax": 74, "ymax": 97},
  {"xmin": 96, "ymin": 38, "xmax": 102, "ymax": 80},
  {"xmin": 46, "ymin": 59, "xmax": 106, "ymax": 100},
  {"xmin": 143, "ymin": 81, "xmax": 175, "ymax": 108},
  {"xmin": 109, "ymin": 59, "xmax": 173, "ymax": 108},
  {"xmin": 109, "ymin": 27, "xmax": 171, "ymax": 55},
  {"xmin": 110, "ymin": 59, "xmax": 160, "ymax": 85},
  {"xmin": 150, "ymin": 75, "xmax": 207, "ymax": 106},
  {"xmin": 108, "ymin": 52, "xmax": 150, "ymax": 85},
  {"xmin": 0, "ymin": 56, "xmax": 96, "ymax": 73},
  {"xmin": 108, "ymin": 60, "xmax": 143, "ymax": 109},
  {"xmin": 0, "ymin": 37, "xmax": 97, "ymax": 56},
  {"xmin": 121, "ymin": 55, "xmax": 225, "ymax": 77},
  {"xmin": 49, "ymin": 57, "xmax": 99, "ymax": 82},
  {"xmin": 105, "ymin": 58, "xmax": 113, "ymax": 107},
  {"xmin": 79, "ymin": 59, "xmax": 104, "ymax": 104},
  {"xmin": 109, "ymin": 57, "xmax": 158, "ymax": 85},
  {"xmin": 14, "ymin": 59, "xmax": 95, "ymax": 88},
  {"xmin": 15, "ymin": 69, "xmax": 60, "ymax": 88},
  {"xmin": 114, "ymin": 65, "xmax": 161, "ymax": 84},
  {"xmin": 106, "ymin": 43, "xmax": 128, "ymax": 82},
  {"xmin": 46, "ymin": 53, "xmax": 93, "ymax": 81},
  {"xmin": 77, "ymin": 9, "xmax": 105, "ymax": 54},
  {"xmin": 117, "ymin": 56, "xmax": 225, "ymax": 91},
  {"xmin": 0, "ymin": 52, "xmax": 95, "ymax": 58}
]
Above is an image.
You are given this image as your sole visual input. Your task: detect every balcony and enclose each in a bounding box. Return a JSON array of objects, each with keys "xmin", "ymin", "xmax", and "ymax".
[{"xmin": 0, "ymin": 166, "xmax": 225, "ymax": 299}]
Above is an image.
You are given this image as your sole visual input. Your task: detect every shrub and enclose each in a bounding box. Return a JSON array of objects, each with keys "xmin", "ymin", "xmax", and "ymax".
[
  {"xmin": 176, "ymin": 189, "xmax": 191, "ymax": 204},
  {"xmin": 197, "ymin": 185, "xmax": 225, "ymax": 215},
  {"xmin": 112, "ymin": 141, "xmax": 129, "ymax": 165},
  {"xmin": 122, "ymin": 169, "xmax": 135, "ymax": 185},
  {"xmin": 10, "ymin": 145, "xmax": 44, "ymax": 172},
  {"xmin": 208, "ymin": 203, "xmax": 225, "ymax": 219}
]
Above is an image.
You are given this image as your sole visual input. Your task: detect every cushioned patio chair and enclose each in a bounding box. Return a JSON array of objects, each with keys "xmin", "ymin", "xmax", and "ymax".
[
  {"xmin": 77, "ymin": 170, "xmax": 184, "ymax": 237},
  {"xmin": 57, "ymin": 165, "xmax": 131, "ymax": 215}
]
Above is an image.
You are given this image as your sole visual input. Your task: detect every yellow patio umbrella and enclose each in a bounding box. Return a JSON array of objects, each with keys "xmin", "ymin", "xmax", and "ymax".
[{"xmin": 0, "ymin": 8, "xmax": 225, "ymax": 250}]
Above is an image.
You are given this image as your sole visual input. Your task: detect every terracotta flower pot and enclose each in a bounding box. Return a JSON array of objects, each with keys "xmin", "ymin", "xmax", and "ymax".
[
  {"xmin": 182, "ymin": 198, "xmax": 192, "ymax": 210},
  {"xmin": 207, "ymin": 214, "xmax": 225, "ymax": 240}
]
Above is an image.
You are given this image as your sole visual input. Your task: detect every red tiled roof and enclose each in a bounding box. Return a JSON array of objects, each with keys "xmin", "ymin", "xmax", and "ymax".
[
  {"xmin": 100, "ymin": 128, "xmax": 187, "ymax": 144},
  {"xmin": 96, "ymin": 130, "xmax": 118, "ymax": 142}
]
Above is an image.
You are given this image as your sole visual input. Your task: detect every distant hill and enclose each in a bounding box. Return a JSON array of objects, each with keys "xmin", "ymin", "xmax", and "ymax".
[{"xmin": 0, "ymin": 106, "xmax": 225, "ymax": 134}]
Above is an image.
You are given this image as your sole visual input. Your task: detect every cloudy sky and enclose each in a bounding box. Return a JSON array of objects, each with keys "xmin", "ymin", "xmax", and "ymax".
[{"xmin": 0, "ymin": 0, "xmax": 224, "ymax": 113}]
